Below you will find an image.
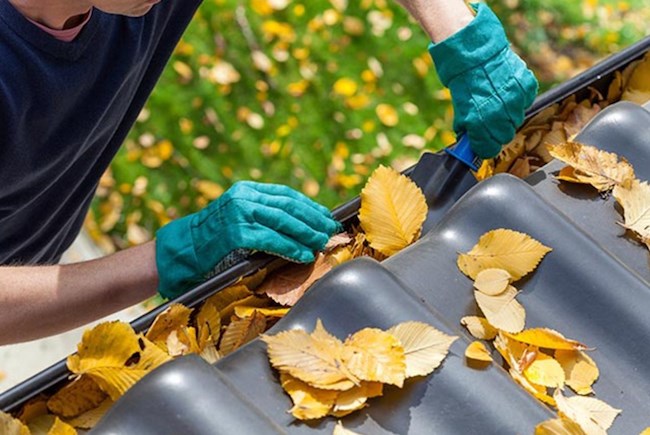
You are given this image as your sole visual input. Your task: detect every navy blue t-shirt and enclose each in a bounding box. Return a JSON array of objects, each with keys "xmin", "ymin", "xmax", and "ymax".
[{"xmin": 0, "ymin": 0, "xmax": 202, "ymax": 264}]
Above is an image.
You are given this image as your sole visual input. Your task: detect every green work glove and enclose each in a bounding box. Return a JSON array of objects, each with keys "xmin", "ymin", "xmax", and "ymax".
[
  {"xmin": 155, "ymin": 181, "xmax": 339, "ymax": 299},
  {"xmin": 428, "ymin": 3, "xmax": 538, "ymax": 159}
]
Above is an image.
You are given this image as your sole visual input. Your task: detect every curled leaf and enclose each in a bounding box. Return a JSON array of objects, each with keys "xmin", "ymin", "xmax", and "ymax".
[
  {"xmin": 460, "ymin": 316, "xmax": 498, "ymax": 340},
  {"xmin": 465, "ymin": 341, "xmax": 493, "ymax": 362},
  {"xmin": 504, "ymin": 328, "xmax": 587, "ymax": 351},
  {"xmin": 67, "ymin": 322, "xmax": 171, "ymax": 401},
  {"xmin": 613, "ymin": 179, "xmax": 650, "ymax": 250},
  {"xmin": 219, "ymin": 311, "xmax": 267, "ymax": 356},
  {"xmin": 549, "ymin": 141, "xmax": 635, "ymax": 192}
]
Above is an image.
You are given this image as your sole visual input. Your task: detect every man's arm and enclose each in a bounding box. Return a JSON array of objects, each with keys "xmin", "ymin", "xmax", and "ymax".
[
  {"xmin": 0, "ymin": 181, "xmax": 338, "ymax": 346},
  {"xmin": 395, "ymin": 0, "xmax": 539, "ymax": 158},
  {"xmin": 0, "ymin": 242, "xmax": 158, "ymax": 345},
  {"xmin": 396, "ymin": 0, "xmax": 474, "ymax": 42}
]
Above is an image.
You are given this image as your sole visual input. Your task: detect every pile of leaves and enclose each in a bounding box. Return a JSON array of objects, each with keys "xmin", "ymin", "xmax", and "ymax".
[
  {"xmin": 455, "ymin": 228, "xmax": 622, "ymax": 434},
  {"xmin": 3, "ymin": 165, "xmax": 429, "ymax": 432},
  {"xmin": 476, "ymin": 52, "xmax": 650, "ymax": 181},
  {"xmin": 262, "ymin": 320, "xmax": 456, "ymax": 420},
  {"xmin": 549, "ymin": 141, "xmax": 649, "ymax": 251}
]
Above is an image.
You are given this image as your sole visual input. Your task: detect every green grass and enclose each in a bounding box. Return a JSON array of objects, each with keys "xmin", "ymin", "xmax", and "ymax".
[{"xmin": 88, "ymin": 0, "xmax": 648, "ymax": 251}]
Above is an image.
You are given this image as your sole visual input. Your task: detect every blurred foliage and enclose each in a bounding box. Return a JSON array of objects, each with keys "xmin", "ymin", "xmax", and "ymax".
[{"xmin": 87, "ymin": 0, "xmax": 648, "ymax": 252}]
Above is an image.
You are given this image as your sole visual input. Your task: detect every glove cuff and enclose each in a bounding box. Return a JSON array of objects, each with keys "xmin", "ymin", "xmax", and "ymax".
[
  {"xmin": 155, "ymin": 214, "xmax": 201, "ymax": 299},
  {"xmin": 427, "ymin": 3, "xmax": 509, "ymax": 86}
]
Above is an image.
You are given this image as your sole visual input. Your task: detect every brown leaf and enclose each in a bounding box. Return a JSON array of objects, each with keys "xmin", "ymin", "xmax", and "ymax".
[
  {"xmin": 549, "ymin": 141, "xmax": 635, "ymax": 192},
  {"xmin": 257, "ymin": 253, "xmax": 333, "ymax": 306}
]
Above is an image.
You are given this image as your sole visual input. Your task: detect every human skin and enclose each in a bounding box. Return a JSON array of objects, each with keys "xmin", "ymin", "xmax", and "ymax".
[
  {"xmin": 394, "ymin": 0, "xmax": 475, "ymax": 43},
  {"xmin": 7, "ymin": 0, "xmax": 161, "ymax": 29},
  {"xmin": 0, "ymin": 242, "xmax": 158, "ymax": 345}
]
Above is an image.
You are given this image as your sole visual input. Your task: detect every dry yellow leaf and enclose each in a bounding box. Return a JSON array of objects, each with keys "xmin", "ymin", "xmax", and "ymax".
[
  {"xmin": 221, "ymin": 295, "xmax": 272, "ymax": 320},
  {"xmin": 607, "ymin": 71, "xmax": 624, "ymax": 103},
  {"xmin": 458, "ymin": 229, "xmax": 552, "ymax": 281},
  {"xmin": 472, "ymin": 159, "xmax": 495, "ymax": 182},
  {"xmin": 494, "ymin": 331, "xmax": 527, "ymax": 369},
  {"xmin": 17, "ymin": 399, "xmax": 48, "ymax": 425},
  {"xmin": 263, "ymin": 325, "xmax": 359, "ymax": 388},
  {"xmin": 460, "ymin": 316, "xmax": 498, "ymax": 340},
  {"xmin": 46, "ymin": 375, "xmax": 107, "ymax": 418},
  {"xmin": 640, "ymin": 428, "xmax": 650, "ymax": 435},
  {"xmin": 509, "ymin": 368, "xmax": 556, "ymax": 406},
  {"xmin": 535, "ymin": 416, "xmax": 586, "ymax": 434},
  {"xmin": 473, "ymin": 268, "xmax": 511, "ymax": 296},
  {"xmin": 555, "ymin": 350, "xmax": 599, "ymax": 395},
  {"xmin": 280, "ymin": 373, "xmax": 338, "ymax": 420},
  {"xmin": 465, "ymin": 341, "xmax": 493, "ymax": 362},
  {"xmin": 548, "ymin": 141, "xmax": 635, "ymax": 192},
  {"xmin": 234, "ymin": 306, "xmax": 290, "ymax": 318},
  {"xmin": 0, "ymin": 411, "xmax": 30, "ymax": 435},
  {"xmin": 330, "ymin": 382, "xmax": 382, "ymax": 417},
  {"xmin": 196, "ymin": 300, "xmax": 221, "ymax": 350},
  {"xmin": 555, "ymin": 166, "xmax": 583, "ymax": 185},
  {"xmin": 342, "ymin": 328, "xmax": 406, "ymax": 387},
  {"xmin": 66, "ymin": 399, "xmax": 113, "ymax": 430},
  {"xmin": 504, "ymin": 328, "xmax": 587, "ymax": 351},
  {"xmin": 219, "ymin": 311, "xmax": 267, "ymax": 356},
  {"xmin": 386, "ymin": 321, "xmax": 457, "ymax": 378},
  {"xmin": 474, "ymin": 286, "xmax": 526, "ymax": 333},
  {"xmin": 166, "ymin": 327, "xmax": 201, "ymax": 357},
  {"xmin": 199, "ymin": 342, "xmax": 221, "ymax": 364},
  {"xmin": 613, "ymin": 179, "xmax": 650, "ymax": 249},
  {"xmin": 523, "ymin": 353, "xmax": 565, "ymax": 388},
  {"xmin": 554, "ymin": 389, "xmax": 621, "ymax": 435},
  {"xmin": 621, "ymin": 52, "xmax": 650, "ymax": 104},
  {"xmin": 204, "ymin": 284, "xmax": 252, "ymax": 317},
  {"xmin": 358, "ymin": 165, "xmax": 427, "ymax": 256},
  {"xmin": 333, "ymin": 421, "xmax": 363, "ymax": 435},
  {"xmin": 67, "ymin": 322, "xmax": 171, "ymax": 401},
  {"xmin": 48, "ymin": 417, "xmax": 77, "ymax": 435},
  {"xmin": 145, "ymin": 303, "xmax": 193, "ymax": 345}
]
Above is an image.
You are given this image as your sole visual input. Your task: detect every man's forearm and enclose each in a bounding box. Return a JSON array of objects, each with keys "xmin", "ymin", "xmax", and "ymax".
[
  {"xmin": 0, "ymin": 241, "xmax": 158, "ymax": 345},
  {"xmin": 401, "ymin": 0, "xmax": 474, "ymax": 43}
]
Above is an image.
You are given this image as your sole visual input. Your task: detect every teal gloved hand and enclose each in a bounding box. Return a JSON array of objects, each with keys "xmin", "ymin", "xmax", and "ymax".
[
  {"xmin": 428, "ymin": 3, "xmax": 538, "ymax": 159},
  {"xmin": 155, "ymin": 181, "xmax": 339, "ymax": 299}
]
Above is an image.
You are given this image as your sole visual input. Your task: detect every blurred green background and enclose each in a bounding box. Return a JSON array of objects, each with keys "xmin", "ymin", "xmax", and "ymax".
[{"xmin": 87, "ymin": 0, "xmax": 649, "ymax": 252}]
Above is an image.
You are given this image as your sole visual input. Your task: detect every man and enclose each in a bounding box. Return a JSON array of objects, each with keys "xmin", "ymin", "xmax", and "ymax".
[{"xmin": 0, "ymin": 0, "xmax": 537, "ymax": 344}]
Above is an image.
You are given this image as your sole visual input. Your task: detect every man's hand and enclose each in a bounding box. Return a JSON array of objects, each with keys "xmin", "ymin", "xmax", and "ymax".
[
  {"xmin": 155, "ymin": 181, "xmax": 339, "ymax": 299},
  {"xmin": 426, "ymin": 3, "xmax": 538, "ymax": 158},
  {"xmin": 394, "ymin": 1, "xmax": 538, "ymax": 158}
]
